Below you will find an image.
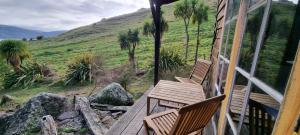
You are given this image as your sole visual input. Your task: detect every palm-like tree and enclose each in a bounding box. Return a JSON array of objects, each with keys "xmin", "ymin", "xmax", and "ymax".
[
  {"xmin": 143, "ymin": 12, "xmax": 169, "ymax": 38},
  {"xmin": 0, "ymin": 40, "xmax": 31, "ymax": 72},
  {"xmin": 118, "ymin": 29, "xmax": 140, "ymax": 69},
  {"xmin": 192, "ymin": 2, "xmax": 208, "ymax": 64},
  {"xmin": 174, "ymin": 0, "xmax": 197, "ymax": 63}
]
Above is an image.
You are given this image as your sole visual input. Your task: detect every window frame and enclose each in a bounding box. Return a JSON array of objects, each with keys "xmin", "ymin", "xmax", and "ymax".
[{"xmin": 215, "ymin": 0, "xmax": 299, "ymax": 134}]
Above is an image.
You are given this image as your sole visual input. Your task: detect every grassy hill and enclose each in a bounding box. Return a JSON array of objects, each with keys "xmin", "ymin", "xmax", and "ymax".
[
  {"xmin": 29, "ymin": 4, "xmax": 215, "ymax": 74},
  {"xmin": 0, "ymin": 2, "xmax": 216, "ymax": 109}
]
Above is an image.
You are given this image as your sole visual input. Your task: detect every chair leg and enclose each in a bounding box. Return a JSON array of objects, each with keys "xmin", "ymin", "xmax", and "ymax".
[{"xmin": 143, "ymin": 120, "xmax": 150, "ymax": 135}]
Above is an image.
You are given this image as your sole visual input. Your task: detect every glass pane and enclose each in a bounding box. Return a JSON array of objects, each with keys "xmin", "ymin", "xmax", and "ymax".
[
  {"xmin": 225, "ymin": 20, "xmax": 237, "ymax": 59},
  {"xmin": 220, "ymin": 62, "xmax": 229, "ymax": 94},
  {"xmin": 238, "ymin": 5, "xmax": 265, "ymax": 72},
  {"xmin": 217, "ymin": 60, "xmax": 224, "ymax": 85},
  {"xmin": 224, "ymin": 120, "xmax": 235, "ymax": 135},
  {"xmin": 229, "ymin": 71, "xmax": 248, "ymax": 129},
  {"xmin": 254, "ymin": 0, "xmax": 299, "ymax": 94},
  {"xmin": 240, "ymin": 85, "xmax": 280, "ymax": 135},
  {"xmin": 250, "ymin": 0, "xmax": 265, "ymax": 7},
  {"xmin": 221, "ymin": 24, "xmax": 229, "ymax": 56},
  {"xmin": 226, "ymin": 0, "xmax": 240, "ymax": 20}
]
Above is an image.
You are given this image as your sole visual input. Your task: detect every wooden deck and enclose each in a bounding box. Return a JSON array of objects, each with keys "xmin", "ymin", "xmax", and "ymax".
[{"xmin": 105, "ymin": 87, "xmax": 214, "ymax": 135}]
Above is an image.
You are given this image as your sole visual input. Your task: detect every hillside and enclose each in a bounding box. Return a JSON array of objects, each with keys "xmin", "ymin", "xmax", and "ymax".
[
  {"xmin": 0, "ymin": 25, "xmax": 64, "ymax": 39},
  {"xmin": 29, "ymin": 3, "xmax": 216, "ymax": 73}
]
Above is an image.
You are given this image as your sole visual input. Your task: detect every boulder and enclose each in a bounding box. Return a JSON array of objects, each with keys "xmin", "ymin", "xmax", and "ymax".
[
  {"xmin": 58, "ymin": 111, "xmax": 79, "ymax": 121},
  {"xmin": 0, "ymin": 93, "xmax": 67, "ymax": 135},
  {"xmin": 89, "ymin": 83, "xmax": 134, "ymax": 106}
]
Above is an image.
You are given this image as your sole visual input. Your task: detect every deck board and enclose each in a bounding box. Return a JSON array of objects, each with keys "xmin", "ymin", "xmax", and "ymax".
[{"xmin": 106, "ymin": 87, "xmax": 214, "ymax": 135}]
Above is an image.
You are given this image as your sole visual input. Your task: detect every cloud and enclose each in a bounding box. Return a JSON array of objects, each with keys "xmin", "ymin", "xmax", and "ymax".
[{"xmin": 0, "ymin": 0, "xmax": 149, "ymax": 31}]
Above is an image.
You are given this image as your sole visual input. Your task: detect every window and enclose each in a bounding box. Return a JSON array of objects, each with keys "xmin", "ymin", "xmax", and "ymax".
[{"xmin": 216, "ymin": 0, "xmax": 299, "ymax": 134}]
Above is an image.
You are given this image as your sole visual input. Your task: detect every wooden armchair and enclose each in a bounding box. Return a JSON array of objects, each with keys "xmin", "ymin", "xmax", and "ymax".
[
  {"xmin": 175, "ymin": 59, "xmax": 212, "ymax": 85},
  {"xmin": 144, "ymin": 95, "xmax": 225, "ymax": 135}
]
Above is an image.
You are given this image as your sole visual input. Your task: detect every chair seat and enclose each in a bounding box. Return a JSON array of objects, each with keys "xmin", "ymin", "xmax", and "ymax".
[
  {"xmin": 175, "ymin": 76, "xmax": 198, "ymax": 84},
  {"xmin": 144, "ymin": 109, "xmax": 178, "ymax": 135}
]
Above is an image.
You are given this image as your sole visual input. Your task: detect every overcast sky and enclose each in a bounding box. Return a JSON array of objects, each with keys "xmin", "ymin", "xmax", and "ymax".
[{"xmin": 0, "ymin": 0, "xmax": 149, "ymax": 31}]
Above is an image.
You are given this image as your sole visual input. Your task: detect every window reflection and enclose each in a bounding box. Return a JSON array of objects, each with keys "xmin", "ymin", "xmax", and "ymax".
[
  {"xmin": 229, "ymin": 72, "xmax": 248, "ymax": 129},
  {"xmin": 238, "ymin": 5, "xmax": 265, "ymax": 72},
  {"xmin": 221, "ymin": 24, "xmax": 229, "ymax": 56},
  {"xmin": 255, "ymin": 0, "xmax": 299, "ymax": 94},
  {"xmin": 241, "ymin": 85, "xmax": 280, "ymax": 135},
  {"xmin": 225, "ymin": 21, "xmax": 237, "ymax": 59}
]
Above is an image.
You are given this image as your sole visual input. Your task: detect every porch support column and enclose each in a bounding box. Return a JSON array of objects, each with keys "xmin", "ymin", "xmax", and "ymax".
[{"xmin": 149, "ymin": 0, "xmax": 161, "ymax": 85}]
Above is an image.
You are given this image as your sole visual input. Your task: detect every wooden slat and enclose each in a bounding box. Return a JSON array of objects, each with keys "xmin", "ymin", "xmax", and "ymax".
[{"xmin": 105, "ymin": 88, "xmax": 155, "ymax": 135}]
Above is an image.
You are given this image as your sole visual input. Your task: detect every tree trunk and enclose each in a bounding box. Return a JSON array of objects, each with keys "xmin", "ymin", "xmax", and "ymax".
[
  {"xmin": 195, "ymin": 24, "xmax": 201, "ymax": 64},
  {"xmin": 129, "ymin": 52, "xmax": 135, "ymax": 71},
  {"xmin": 184, "ymin": 24, "xmax": 189, "ymax": 63}
]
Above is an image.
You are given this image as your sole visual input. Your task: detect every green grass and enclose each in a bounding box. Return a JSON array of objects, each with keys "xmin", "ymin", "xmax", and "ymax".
[{"xmin": 0, "ymin": 2, "xmax": 215, "ymax": 110}]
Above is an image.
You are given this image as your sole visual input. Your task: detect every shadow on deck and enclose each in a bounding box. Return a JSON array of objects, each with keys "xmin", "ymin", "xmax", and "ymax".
[{"xmin": 105, "ymin": 87, "xmax": 214, "ymax": 135}]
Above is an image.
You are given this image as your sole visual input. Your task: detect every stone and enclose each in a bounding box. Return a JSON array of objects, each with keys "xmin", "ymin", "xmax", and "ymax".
[
  {"xmin": 58, "ymin": 116, "xmax": 84, "ymax": 132},
  {"xmin": 90, "ymin": 103, "xmax": 129, "ymax": 113},
  {"xmin": 89, "ymin": 83, "xmax": 134, "ymax": 106},
  {"xmin": 101, "ymin": 116, "xmax": 116, "ymax": 128},
  {"xmin": 0, "ymin": 93, "xmax": 67, "ymax": 135},
  {"xmin": 111, "ymin": 112, "xmax": 123, "ymax": 119},
  {"xmin": 58, "ymin": 111, "xmax": 79, "ymax": 121},
  {"xmin": 0, "ymin": 95, "xmax": 14, "ymax": 105}
]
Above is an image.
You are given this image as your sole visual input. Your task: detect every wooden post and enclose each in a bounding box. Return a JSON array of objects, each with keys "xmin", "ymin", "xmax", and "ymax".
[
  {"xmin": 217, "ymin": 0, "xmax": 249, "ymax": 134},
  {"xmin": 41, "ymin": 115, "xmax": 58, "ymax": 135},
  {"xmin": 272, "ymin": 44, "xmax": 300, "ymax": 135},
  {"xmin": 149, "ymin": 0, "xmax": 161, "ymax": 85}
]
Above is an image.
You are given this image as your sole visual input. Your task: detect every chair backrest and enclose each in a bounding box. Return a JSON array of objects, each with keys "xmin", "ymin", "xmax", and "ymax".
[
  {"xmin": 249, "ymin": 99, "xmax": 276, "ymax": 135},
  {"xmin": 169, "ymin": 95, "xmax": 226, "ymax": 135},
  {"xmin": 190, "ymin": 59, "xmax": 212, "ymax": 84}
]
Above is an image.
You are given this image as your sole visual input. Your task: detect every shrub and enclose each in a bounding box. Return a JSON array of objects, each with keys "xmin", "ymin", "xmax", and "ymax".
[
  {"xmin": 117, "ymin": 71, "xmax": 133, "ymax": 91},
  {"xmin": 3, "ymin": 62, "xmax": 46, "ymax": 89},
  {"xmin": 64, "ymin": 54, "xmax": 102, "ymax": 85},
  {"xmin": 158, "ymin": 48, "xmax": 184, "ymax": 73}
]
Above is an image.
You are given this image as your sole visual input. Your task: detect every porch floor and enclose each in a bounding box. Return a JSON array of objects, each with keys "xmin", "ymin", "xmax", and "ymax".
[{"xmin": 105, "ymin": 87, "xmax": 214, "ymax": 135}]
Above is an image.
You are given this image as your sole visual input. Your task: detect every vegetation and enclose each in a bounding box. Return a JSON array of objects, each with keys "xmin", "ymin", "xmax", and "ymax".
[
  {"xmin": 174, "ymin": 0, "xmax": 197, "ymax": 63},
  {"xmin": 3, "ymin": 62, "xmax": 46, "ymax": 89},
  {"xmin": 64, "ymin": 54, "xmax": 101, "ymax": 85},
  {"xmin": 158, "ymin": 48, "xmax": 184, "ymax": 73},
  {"xmin": 0, "ymin": 40, "xmax": 31, "ymax": 72},
  {"xmin": 118, "ymin": 29, "xmax": 140, "ymax": 70},
  {"xmin": 143, "ymin": 12, "xmax": 169, "ymax": 38},
  {"xmin": 192, "ymin": 2, "xmax": 209, "ymax": 64}
]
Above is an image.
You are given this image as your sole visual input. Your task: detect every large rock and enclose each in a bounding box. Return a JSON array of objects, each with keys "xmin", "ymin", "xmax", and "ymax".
[
  {"xmin": 89, "ymin": 83, "xmax": 134, "ymax": 106},
  {"xmin": 0, "ymin": 93, "xmax": 67, "ymax": 135}
]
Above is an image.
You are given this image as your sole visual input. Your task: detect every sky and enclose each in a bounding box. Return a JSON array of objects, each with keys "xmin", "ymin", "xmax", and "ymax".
[{"xmin": 0, "ymin": 0, "xmax": 150, "ymax": 31}]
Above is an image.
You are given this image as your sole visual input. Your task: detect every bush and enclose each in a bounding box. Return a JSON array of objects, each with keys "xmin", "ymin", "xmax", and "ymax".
[
  {"xmin": 158, "ymin": 48, "xmax": 184, "ymax": 73},
  {"xmin": 117, "ymin": 71, "xmax": 133, "ymax": 91},
  {"xmin": 64, "ymin": 54, "xmax": 102, "ymax": 85},
  {"xmin": 3, "ymin": 62, "xmax": 46, "ymax": 89}
]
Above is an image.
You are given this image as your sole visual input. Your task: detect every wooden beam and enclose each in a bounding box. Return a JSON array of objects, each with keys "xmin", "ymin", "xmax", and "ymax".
[
  {"xmin": 149, "ymin": 0, "xmax": 162, "ymax": 85},
  {"xmin": 217, "ymin": 0, "xmax": 249, "ymax": 134},
  {"xmin": 272, "ymin": 43, "xmax": 300, "ymax": 135}
]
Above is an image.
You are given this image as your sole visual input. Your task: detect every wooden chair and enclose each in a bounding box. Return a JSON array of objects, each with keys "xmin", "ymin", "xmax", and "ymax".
[
  {"xmin": 175, "ymin": 59, "xmax": 212, "ymax": 85},
  {"xmin": 144, "ymin": 95, "xmax": 226, "ymax": 135},
  {"xmin": 249, "ymin": 99, "xmax": 276, "ymax": 135}
]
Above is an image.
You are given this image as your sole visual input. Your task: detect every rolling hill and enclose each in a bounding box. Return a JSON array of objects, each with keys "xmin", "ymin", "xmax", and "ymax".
[
  {"xmin": 0, "ymin": 25, "xmax": 65, "ymax": 39},
  {"xmin": 29, "ymin": 4, "xmax": 216, "ymax": 73}
]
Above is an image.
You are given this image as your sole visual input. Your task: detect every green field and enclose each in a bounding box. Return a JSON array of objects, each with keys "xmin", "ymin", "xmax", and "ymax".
[{"xmin": 0, "ymin": 3, "xmax": 216, "ymax": 110}]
